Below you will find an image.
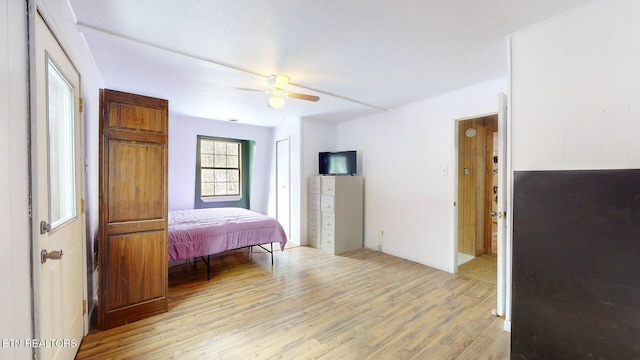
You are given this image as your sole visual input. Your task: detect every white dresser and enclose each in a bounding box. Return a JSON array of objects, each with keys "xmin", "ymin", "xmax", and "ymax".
[{"xmin": 308, "ymin": 175, "xmax": 363, "ymax": 254}]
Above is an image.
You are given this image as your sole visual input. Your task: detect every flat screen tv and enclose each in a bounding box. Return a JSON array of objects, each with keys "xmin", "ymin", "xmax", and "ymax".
[{"xmin": 319, "ymin": 151, "xmax": 357, "ymax": 175}]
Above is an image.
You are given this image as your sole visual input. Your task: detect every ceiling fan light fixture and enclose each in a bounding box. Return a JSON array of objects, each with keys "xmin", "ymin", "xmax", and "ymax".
[
  {"xmin": 268, "ymin": 94, "xmax": 285, "ymax": 109},
  {"xmin": 269, "ymin": 74, "xmax": 290, "ymax": 91},
  {"xmin": 236, "ymin": 73, "xmax": 317, "ymax": 108}
]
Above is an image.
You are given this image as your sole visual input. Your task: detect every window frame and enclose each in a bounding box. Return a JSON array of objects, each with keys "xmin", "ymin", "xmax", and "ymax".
[
  {"xmin": 46, "ymin": 55, "xmax": 78, "ymax": 230},
  {"xmin": 196, "ymin": 136, "xmax": 243, "ymax": 202}
]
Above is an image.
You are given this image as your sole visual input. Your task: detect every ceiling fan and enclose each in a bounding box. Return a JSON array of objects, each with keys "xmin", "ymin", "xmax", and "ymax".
[{"xmin": 236, "ymin": 74, "xmax": 320, "ymax": 108}]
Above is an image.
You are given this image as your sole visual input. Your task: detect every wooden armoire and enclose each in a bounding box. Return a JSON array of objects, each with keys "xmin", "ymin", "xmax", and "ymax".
[{"xmin": 98, "ymin": 89, "xmax": 169, "ymax": 329}]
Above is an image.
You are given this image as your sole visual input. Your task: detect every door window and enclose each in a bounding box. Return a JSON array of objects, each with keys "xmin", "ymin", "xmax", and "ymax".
[{"xmin": 47, "ymin": 57, "xmax": 76, "ymax": 229}]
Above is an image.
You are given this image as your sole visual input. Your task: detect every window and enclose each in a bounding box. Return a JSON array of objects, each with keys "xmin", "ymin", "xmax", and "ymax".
[
  {"xmin": 195, "ymin": 136, "xmax": 255, "ymax": 209},
  {"xmin": 47, "ymin": 58, "xmax": 77, "ymax": 228},
  {"xmin": 198, "ymin": 138, "xmax": 241, "ymax": 198}
]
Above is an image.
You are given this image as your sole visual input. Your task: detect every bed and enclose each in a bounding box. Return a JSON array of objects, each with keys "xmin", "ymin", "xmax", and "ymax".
[{"xmin": 168, "ymin": 207, "xmax": 288, "ymax": 279}]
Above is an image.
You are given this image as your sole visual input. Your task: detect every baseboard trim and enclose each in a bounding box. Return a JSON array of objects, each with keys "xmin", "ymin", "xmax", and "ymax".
[{"xmin": 504, "ymin": 320, "xmax": 511, "ymax": 333}]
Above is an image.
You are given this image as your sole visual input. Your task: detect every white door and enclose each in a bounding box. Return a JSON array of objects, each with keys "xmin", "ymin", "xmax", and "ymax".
[
  {"xmin": 33, "ymin": 13, "xmax": 85, "ymax": 360},
  {"xmin": 276, "ymin": 138, "xmax": 291, "ymax": 240},
  {"xmin": 496, "ymin": 93, "xmax": 508, "ymax": 317}
]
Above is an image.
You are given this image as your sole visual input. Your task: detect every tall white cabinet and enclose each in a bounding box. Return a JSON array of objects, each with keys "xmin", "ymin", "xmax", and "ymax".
[{"xmin": 308, "ymin": 175, "xmax": 363, "ymax": 254}]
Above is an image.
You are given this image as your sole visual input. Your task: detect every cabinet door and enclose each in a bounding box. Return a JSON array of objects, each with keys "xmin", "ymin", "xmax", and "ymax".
[{"xmin": 98, "ymin": 89, "xmax": 168, "ymax": 329}]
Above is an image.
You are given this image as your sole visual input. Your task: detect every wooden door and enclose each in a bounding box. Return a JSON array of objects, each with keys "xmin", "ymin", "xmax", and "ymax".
[
  {"xmin": 276, "ymin": 138, "xmax": 291, "ymax": 240},
  {"xmin": 34, "ymin": 13, "xmax": 85, "ymax": 359},
  {"xmin": 98, "ymin": 89, "xmax": 168, "ymax": 329}
]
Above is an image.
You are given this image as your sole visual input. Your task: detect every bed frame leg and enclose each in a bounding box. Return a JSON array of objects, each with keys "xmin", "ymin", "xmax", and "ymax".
[
  {"xmin": 271, "ymin": 243, "xmax": 274, "ymax": 266},
  {"xmin": 207, "ymin": 255, "xmax": 210, "ymax": 280},
  {"xmin": 199, "ymin": 255, "xmax": 211, "ymax": 281}
]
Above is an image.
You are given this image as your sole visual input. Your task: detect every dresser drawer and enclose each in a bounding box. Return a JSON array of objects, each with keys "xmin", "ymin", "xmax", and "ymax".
[
  {"xmin": 321, "ymin": 212, "xmax": 335, "ymax": 230},
  {"xmin": 321, "ymin": 228, "xmax": 335, "ymax": 242},
  {"xmin": 308, "ymin": 176, "xmax": 321, "ymax": 195},
  {"xmin": 321, "ymin": 238, "xmax": 335, "ymax": 252},
  {"xmin": 309, "ymin": 210, "xmax": 320, "ymax": 226},
  {"xmin": 321, "ymin": 176, "xmax": 336, "ymax": 195},
  {"xmin": 320, "ymin": 195, "xmax": 334, "ymax": 212},
  {"xmin": 308, "ymin": 225, "xmax": 320, "ymax": 247},
  {"xmin": 309, "ymin": 194, "xmax": 320, "ymax": 210}
]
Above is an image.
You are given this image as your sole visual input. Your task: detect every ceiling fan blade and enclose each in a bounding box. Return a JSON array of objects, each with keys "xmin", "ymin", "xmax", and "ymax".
[
  {"xmin": 231, "ymin": 87, "xmax": 269, "ymax": 93},
  {"xmin": 286, "ymin": 92, "xmax": 320, "ymax": 102}
]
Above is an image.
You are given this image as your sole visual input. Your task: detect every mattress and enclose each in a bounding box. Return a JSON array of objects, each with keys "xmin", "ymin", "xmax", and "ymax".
[{"xmin": 168, "ymin": 207, "xmax": 288, "ymax": 261}]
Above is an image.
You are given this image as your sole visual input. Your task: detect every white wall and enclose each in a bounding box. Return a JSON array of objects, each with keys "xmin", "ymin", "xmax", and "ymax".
[
  {"xmin": 511, "ymin": 0, "xmax": 640, "ymax": 171},
  {"xmin": 168, "ymin": 114, "xmax": 274, "ymax": 214},
  {"xmin": 0, "ymin": 1, "xmax": 33, "ymax": 358},
  {"xmin": 300, "ymin": 119, "xmax": 337, "ymax": 245},
  {"xmin": 336, "ymin": 78, "xmax": 507, "ymax": 272},
  {"xmin": 507, "ymin": 0, "xmax": 640, "ymax": 333}
]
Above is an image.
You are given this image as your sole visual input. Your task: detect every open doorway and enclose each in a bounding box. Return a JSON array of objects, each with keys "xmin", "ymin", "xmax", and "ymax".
[
  {"xmin": 451, "ymin": 94, "xmax": 509, "ymax": 324},
  {"xmin": 456, "ymin": 114, "xmax": 498, "ymax": 282}
]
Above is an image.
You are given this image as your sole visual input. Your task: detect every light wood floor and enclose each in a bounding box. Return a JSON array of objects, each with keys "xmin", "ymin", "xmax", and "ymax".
[
  {"xmin": 457, "ymin": 254, "xmax": 497, "ymax": 285},
  {"xmin": 77, "ymin": 246, "xmax": 510, "ymax": 359}
]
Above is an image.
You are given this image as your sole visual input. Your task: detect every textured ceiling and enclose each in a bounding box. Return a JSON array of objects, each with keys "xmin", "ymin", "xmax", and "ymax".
[{"xmin": 68, "ymin": 0, "xmax": 594, "ymax": 127}]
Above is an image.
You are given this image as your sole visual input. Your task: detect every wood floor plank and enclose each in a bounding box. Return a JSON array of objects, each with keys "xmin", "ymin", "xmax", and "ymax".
[{"xmin": 77, "ymin": 247, "xmax": 509, "ymax": 359}]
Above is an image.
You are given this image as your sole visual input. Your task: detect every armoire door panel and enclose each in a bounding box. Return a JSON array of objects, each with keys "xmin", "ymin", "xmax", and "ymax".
[
  {"xmin": 99, "ymin": 88, "xmax": 168, "ymax": 329},
  {"xmin": 107, "ymin": 140, "xmax": 165, "ymax": 223},
  {"xmin": 104, "ymin": 129, "xmax": 167, "ymax": 144},
  {"xmin": 106, "ymin": 231, "xmax": 168, "ymax": 310},
  {"xmin": 106, "ymin": 97, "xmax": 167, "ymax": 134},
  {"xmin": 106, "ymin": 220, "xmax": 166, "ymax": 235}
]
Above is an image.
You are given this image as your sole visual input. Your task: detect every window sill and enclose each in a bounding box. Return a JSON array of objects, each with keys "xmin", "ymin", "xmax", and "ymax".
[{"xmin": 200, "ymin": 196, "xmax": 242, "ymax": 203}]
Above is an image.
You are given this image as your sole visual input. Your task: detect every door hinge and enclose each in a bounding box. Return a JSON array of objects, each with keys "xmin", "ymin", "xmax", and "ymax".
[
  {"xmin": 81, "ymin": 199, "xmax": 85, "ymax": 214},
  {"xmin": 28, "ymin": 204, "xmax": 32, "ymax": 219},
  {"xmin": 79, "ymin": 97, "xmax": 84, "ymax": 113},
  {"xmin": 83, "ymin": 300, "xmax": 87, "ymax": 315}
]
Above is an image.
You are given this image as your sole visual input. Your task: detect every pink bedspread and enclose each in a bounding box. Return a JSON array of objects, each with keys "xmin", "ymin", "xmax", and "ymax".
[{"xmin": 168, "ymin": 207, "xmax": 288, "ymax": 261}]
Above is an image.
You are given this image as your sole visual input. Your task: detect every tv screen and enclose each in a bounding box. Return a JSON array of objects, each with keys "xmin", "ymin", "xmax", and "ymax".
[{"xmin": 319, "ymin": 151, "xmax": 357, "ymax": 175}]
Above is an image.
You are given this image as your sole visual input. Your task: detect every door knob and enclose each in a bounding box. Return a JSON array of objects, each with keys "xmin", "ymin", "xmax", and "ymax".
[
  {"xmin": 41, "ymin": 249, "xmax": 64, "ymax": 264},
  {"xmin": 491, "ymin": 211, "xmax": 497, "ymax": 217}
]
